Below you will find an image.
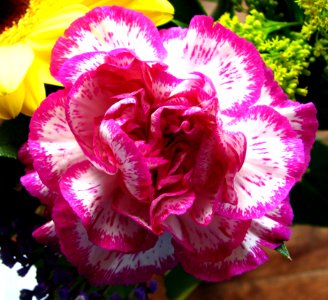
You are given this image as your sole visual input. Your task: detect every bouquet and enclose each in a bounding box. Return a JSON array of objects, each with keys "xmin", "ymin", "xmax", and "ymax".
[{"xmin": 0, "ymin": 0, "xmax": 327, "ymax": 299}]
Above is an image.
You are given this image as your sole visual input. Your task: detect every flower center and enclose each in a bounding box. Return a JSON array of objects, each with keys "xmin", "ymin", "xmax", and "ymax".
[{"xmin": 0, "ymin": 0, "xmax": 29, "ymax": 33}]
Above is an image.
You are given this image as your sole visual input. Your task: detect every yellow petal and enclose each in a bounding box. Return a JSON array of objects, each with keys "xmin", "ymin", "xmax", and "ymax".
[
  {"xmin": 0, "ymin": 83, "xmax": 25, "ymax": 120},
  {"xmin": 26, "ymin": 4, "xmax": 88, "ymax": 52},
  {"xmin": 0, "ymin": 43, "xmax": 34, "ymax": 94},
  {"xmin": 132, "ymin": 9, "xmax": 174, "ymax": 26},
  {"xmin": 82, "ymin": 0, "xmax": 174, "ymax": 25},
  {"xmin": 21, "ymin": 59, "xmax": 47, "ymax": 116}
]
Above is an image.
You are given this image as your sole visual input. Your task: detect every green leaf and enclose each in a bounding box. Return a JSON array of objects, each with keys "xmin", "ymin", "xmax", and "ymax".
[
  {"xmin": 165, "ymin": 264, "xmax": 200, "ymax": 300},
  {"xmin": 275, "ymin": 243, "xmax": 292, "ymax": 261},
  {"xmin": 0, "ymin": 114, "xmax": 30, "ymax": 159},
  {"xmin": 171, "ymin": 19, "xmax": 189, "ymax": 28},
  {"xmin": 0, "ymin": 144, "xmax": 18, "ymax": 159}
]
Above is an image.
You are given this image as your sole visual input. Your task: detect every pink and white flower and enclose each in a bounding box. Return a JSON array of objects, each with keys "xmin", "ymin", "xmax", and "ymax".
[{"xmin": 20, "ymin": 6, "xmax": 317, "ymax": 284}]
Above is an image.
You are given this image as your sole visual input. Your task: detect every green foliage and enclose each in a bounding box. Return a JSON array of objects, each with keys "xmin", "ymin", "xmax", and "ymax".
[
  {"xmin": 245, "ymin": 0, "xmax": 279, "ymax": 18},
  {"xmin": 296, "ymin": 0, "xmax": 328, "ymax": 37},
  {"xmin": 295, "ymin": 0, "xmax": 328, "ymax": 79},
  {"xmin": 215, "ymin": 0, "xmax": 328, "ymax": 99},
  {"xmin": 219, "ymin": 10, "xmax": 311, "ymax": 98}
]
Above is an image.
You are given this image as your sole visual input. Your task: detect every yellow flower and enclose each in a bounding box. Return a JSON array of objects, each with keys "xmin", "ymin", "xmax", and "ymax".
[{"xmin": 0, "ymin": 0, "xmax": 174, "ymax": 120}]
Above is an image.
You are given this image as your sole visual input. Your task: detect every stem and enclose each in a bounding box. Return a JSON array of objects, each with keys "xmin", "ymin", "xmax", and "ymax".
[{"xmin": 263, "ymin": 20, "xmax": 302, "ymax": 38}]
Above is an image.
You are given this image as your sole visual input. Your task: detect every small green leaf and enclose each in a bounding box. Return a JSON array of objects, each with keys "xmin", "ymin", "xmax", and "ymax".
[
  {"xmin": 0, "ymin": 144, "xmax": 18, "ymax": 158},
  {"xmin": 0, "ymin": 114, "xmax": 30, "ymax": 159},
  {"xmin": 275, "ymin": 243, "xmax": 292, "ymax": 261}
]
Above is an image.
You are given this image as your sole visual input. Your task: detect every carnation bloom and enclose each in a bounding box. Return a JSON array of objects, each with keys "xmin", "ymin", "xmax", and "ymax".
[
  {"xmin": 20, "ymin": 6, "xmax": 318, "ymax": 284},
  {"xmin": 0, "ymin": 0, "xmax": 174, "ymax": 120}
]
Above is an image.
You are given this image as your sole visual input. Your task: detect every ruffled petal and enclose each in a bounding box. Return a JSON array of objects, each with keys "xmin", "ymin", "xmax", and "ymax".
[
  {"xmin": 53, "ymin": 198, "xmax": 177, "ymax": 285},
  {"xmin": 57, "ymin": 50, "xmax": 131, "ymax": 86},
  {"xmin": 150, "ymin": 190, "xmax": 195, "ymax": 233},
  {"xmin": 112, "ymin": 189, "xmax": 152, "ymax": 230},
  {"xmin": 59, "ymin": 160, "xmax": 155, "ymax": 252},
  {"xmin": 51, "ymin": 6, "xmax": 166, "ymax": 80},
  {"xmin": 188, "ymin": 133, "xmax": 228, "ymax": 225},
  {"xmin": 18, "ymin": 142, "xmax": 33, "ymax": 169},
  {"xmin": 149, "ymin": 66, "xmax": 183, "ymax": 103},
  {"xmin": 181, "ymin": 197, "xmax": 293, "ymax": 282},
  {"xmin": 99, "ymin": 119, "xmax": 153, "ymax": 201},
  {"xmin": 65, "ymin": 62, "xmax": 145, "ymax": 174},
  {"xmin": 20, "ymin": 171, "xmax": 56, "ymax": 207},
  {"xmin": 32, "ymin": 221, "xmax": 58, "ymax": 247},
  {"xmin": 180, "ymin": 230, "xmax": 268, "ymax": 282},
  {"xmin": 250, "ymin": 197, "xmax": 293, "ymax": 249},
  {"xmin": 170, "ymin": 214, "xmax": 250, "ymax": 261},
  {"xmin": 258, "ymin": 68, "xmax": 318, "ymax": 175},
  {"xmin": 161, "ymin": 16, "xmax": 264, "ymax": 114},
  {"xmin": 28, "ymin": 90, "xmax": 85, "ymax": 190},
  {"xmin": 219, "ymin": 105, "xmax": 304, "ymax": 219},
  {"xmin": 280, "ymin": 102, "xmax": 318, "ymax": 172}
]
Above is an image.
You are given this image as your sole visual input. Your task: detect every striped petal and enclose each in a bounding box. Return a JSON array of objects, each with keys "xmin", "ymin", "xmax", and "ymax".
[
  {"xmin": 20, "ymin": 171, "xmax": 56, "ymax": 207},
  {"xmin": 57, "ymin": 50, "xmax": 135, "ymax": 86},
  {"xmin": 149, "ymin": 65, "xmax": 183, "ymax": 103},
  {"xmin": 65, "ymin": 69, "xmax": 117, "ymax": 174},
  {"xmin": 28, "ymin": 90, "xmax": 85, "ymax": 190},
  {"xmin": 65, "ymin": 62, "xmax": 145, "ymax": 174},
  {"xmin": 170, "ymin": 214, "xmax": 250, "ymax": 262},
  {"xmin": 150, "ymin": 190, "xmax": 195, "ymax": 233},
  {"xmin": 51, "ymin": 6, "xmax": 166, "ymax": 80},
  {"xmin": 188, "ymin": 133, "xmax": 228, "ymax": 225},
  {"xmin": 53, "ymin": 198, "xmax": 177, "ymax": 285},
  {"xmin": 161, "ymin": 16, "xmax": 264, "ymax": 114},
  {"xmin": 99, "ymin": 119, "xmax": 153, "ymax": 201},
  {"xmin": 59, "ymin": 160, "xmax": 154, "ymax": 252},
  {"xmin": 112, "ymin": 189, "xmax": 152, "ymax": 231},
  {"xmin": 32, "ymin": 221, "xmax": 58, "ymax": 247},
  {"xmin": 250, "ymin": 197, "xmax": 293, "ymax": 249},
  {"xmin": 218, "ymin": 105, "xmax": 304, "ymax": 219},
  {"xmin": 258, "ymin": 67, "xmax": 318, "ymax": 175},
  {"xmin": 180, "ymin": 230, "xmax": 268, "ymax": 282},
  {"xmin": 180, "ymin": 198, "xmax": 293, "ymax": 282},
  {"xmin": 57, "ymin": 52, "xmax": 110, "ymax": 86}
]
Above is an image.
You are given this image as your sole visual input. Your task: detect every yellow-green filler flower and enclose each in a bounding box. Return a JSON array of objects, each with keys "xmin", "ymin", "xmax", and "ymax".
[{"xmin": 0, "ymin": 0, "xmax": 174, "ymax": 120}]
